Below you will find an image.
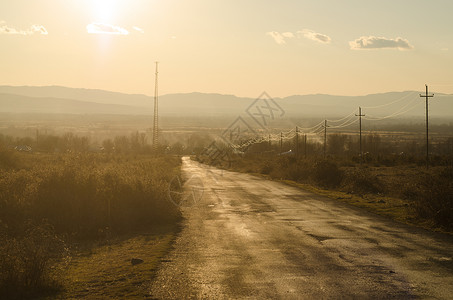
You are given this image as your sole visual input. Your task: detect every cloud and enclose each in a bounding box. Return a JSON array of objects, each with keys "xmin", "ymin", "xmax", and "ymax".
[
  {"xmin": 133, "ymin": 26, "xmax": 144, "ymax": 34},
  {"xmin": 0, "ymin": 25, "xmax": 21, "ymax": 35},
  {"xmin": 0, "ymin": 22, "xmax": 48, "ymax": 35},
  {"xmin": 281, "ymin": 32, "xmax": 294, "ymax": 38},
  {"xmin": 30, "ymin": 25, "xmax": 48, "ymax": 35},
  {"xmin": 266, "ymin": 31, "xmax": 288, "ymax": 44},
  {"xmin": 349, "ymin": 36, "xmax": 413, "ymax": 50},
  {"xmin": 298, "ymin": 29, "xmax": 331, "ymax": 44},
  {"xmin": 86, "ymin": 23, "xmax": 129, "ymax": 35},
  {"xmin": 267, "ymin": 29, "xmax": 331, "ymax": 45}
]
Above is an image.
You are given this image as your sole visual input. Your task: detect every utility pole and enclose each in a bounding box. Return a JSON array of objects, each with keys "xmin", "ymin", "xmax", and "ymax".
[
  {"xmin": 323, "ymin": 120, "xmax": 329, "ymax": 158},
  {"xmin": 268, "ymin": 134, "xmax": 271, "ymax": 148},
  {"xmin": 420, "ymin": 84, "xmax": 434, "ymax": 168},
  {"xmin": 280, "ymin": 132, "xmax": 283, "ymax": 154},
  {"xmin": 152, "ymin": 62, "xmax": 159, "ymax": 151},
  {"xmin": 295, "ymin": 126, "xmax": 299, "ymax": 159},
  {"xmin": 304, "ymin": 134, "xmax": 307, "ymax": 158},
  {"xmin": 356, "ymin": 107, "xmax": 365, "ymax": 164}
]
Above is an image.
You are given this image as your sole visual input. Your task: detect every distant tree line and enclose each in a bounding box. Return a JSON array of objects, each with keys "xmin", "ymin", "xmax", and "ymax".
[{"xmin": 239, "ymin": 132, "xmax": 453, "ymax": 165}]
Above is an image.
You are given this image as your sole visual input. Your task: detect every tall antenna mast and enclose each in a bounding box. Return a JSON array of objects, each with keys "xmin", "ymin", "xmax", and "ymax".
[{"xmin": 152, "ymin": 62, "xmax": 159, "ymax": 150}]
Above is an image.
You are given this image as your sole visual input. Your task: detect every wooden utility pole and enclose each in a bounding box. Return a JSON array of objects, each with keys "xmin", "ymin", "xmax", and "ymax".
[
  {"xmin": 304, "ymin": 134, "xmax": 307, "ymax": 158},
  {"xmin": 295, "ymin": 126, "xmax": 299, "ymax": 158},
  {"xmin": 280, "ymin": 132, "xmax": 283, "ymax": 153},
  {"xmin": 356, "ymin": 107, "xmax": 365, "ymax": 163},
  {"xmin": 420, "ymin": 84, "xmax": 434, "ymax": 168},
  {"xmin": 323, "ymin": 120, "xmax": 329, "ymax": 158}
]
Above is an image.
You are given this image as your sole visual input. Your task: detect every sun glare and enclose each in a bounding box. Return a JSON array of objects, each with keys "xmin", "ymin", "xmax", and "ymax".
[{"xmin": 92, "ymin": 0, "xmax": 120, "ymax": 22}]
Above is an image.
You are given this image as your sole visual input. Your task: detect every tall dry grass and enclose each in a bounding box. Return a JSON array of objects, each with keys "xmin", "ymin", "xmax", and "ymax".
[
  {"xmin": 0, "ymin": 150, "xmax": 182, "ymax": 298},
  {"xmin": 412, "ymin": 167, "xmax": 453, "ymax": 229}
]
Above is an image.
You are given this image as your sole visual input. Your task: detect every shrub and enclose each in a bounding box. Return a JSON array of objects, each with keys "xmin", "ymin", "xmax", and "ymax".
[
  {"xmin": 311, "ymin": 160, "xmax": 343, "ymax": 188},
  {"xmin": 0, "ymin": 222, "xmax": 68, "ymax": 299},
  {"xmin": 26, "ymin": 155, "xmax": 182, "ymax": 237},
  {"xmin": 286, "ymin": 162, "xmax": 310, "ymax": 182},
  {"xmin": 342, "ymin": 168, "xmax": 384, "ymax": 195},
  {"xmin": 0, "ymin": 147, "xmax": 19, "ymax": 170},
  {"xmin": 260, "ymin": 161, "xmax": 273, "ymax": 175},
  {"xmin": 413, "ymin": 169, "xmax": 453, "ymax": 230}
]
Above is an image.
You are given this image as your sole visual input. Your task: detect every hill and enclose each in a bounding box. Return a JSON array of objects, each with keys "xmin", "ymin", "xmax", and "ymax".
[{"xmin": 0, "ymin": 85, "xmax": 452, "ymax": 119}]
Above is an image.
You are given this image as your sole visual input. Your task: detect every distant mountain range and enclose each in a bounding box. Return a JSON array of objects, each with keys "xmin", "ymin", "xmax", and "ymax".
[{"xmin": 1, "ymin": 85, "xmax": 452, "ymax": 119}]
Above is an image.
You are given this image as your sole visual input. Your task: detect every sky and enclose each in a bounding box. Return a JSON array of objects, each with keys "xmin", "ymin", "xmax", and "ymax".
[{"xmin": 1, "ymin": 0, "xmax": 453, "ymax": 98}]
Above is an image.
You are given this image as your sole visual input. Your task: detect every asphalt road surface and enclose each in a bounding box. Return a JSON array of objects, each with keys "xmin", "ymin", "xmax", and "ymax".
[{"xmin": 151, "ymin": 157, "xmax": 453, "ymax": 299}]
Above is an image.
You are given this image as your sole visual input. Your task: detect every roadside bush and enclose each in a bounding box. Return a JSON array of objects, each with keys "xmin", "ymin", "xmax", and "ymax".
[
  {"xmin": 311, "ymin": 160, "xmax": 343, "ymax": 188},
  {"xmin": 260, "ymin": 161, "xmax": 273, "ymax": 175},
  {"xmin": 399, "ymin": 181, "xmax": 419, "ymax": 201},
  {"xmin": 342, "ymin": 168, "xmax": 384, "ymax": 195},
  {"xmin": 0, "ymin": 222, "xmax": 68, "ymax": 299},
  {"xmin": 0, "ymin": 147, "xmax": 20, "ymax": 170},
  {"xmin": 286, "ymin": 162, "xmax": 310, "ymax": 182},
  {"xmin": 379, "ymin": 156, "xmax": 397, "ymax": 167},
  {"xmin": 413, "ymin": 168, "xmax": 453, "ymax": 230},
  {"xmin": 27, "ymin": 155, "xmax": 182, "ymax": 237},
  {"xmin": 276, "ymin": 156, "xmax": 296, "ymax": 169}
]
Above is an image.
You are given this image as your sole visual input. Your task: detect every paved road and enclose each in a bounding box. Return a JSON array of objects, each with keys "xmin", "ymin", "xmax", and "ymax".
[{"xmin": 151, "ymin": 157, "xmax": 453, "ymax": 299}]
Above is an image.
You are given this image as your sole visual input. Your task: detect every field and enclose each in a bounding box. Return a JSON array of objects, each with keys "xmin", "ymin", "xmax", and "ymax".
[
  {"xmin": 1, "ymin": 112, "xmax": 453, "ymax": 298},
  {"xmin": 0, "ymin": 149, "xmax": 182, "ymax": 299}
]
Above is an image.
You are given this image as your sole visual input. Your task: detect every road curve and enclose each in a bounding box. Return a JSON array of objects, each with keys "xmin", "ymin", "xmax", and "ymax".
[{"xmin": 151, "ymin": 157, "xmax": 453, "ymax": 299}]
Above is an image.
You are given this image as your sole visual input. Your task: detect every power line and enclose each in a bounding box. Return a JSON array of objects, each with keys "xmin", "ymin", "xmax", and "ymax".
[
  {"xmin": 225, "ymin": 89, "xmax": 433, "ymax": 152},
  {"xmin": 361, "ymin": 91, "xmax": 417, "ymax": 109},
  {"xmin": 364, "ymin": 96, "xmax": 420, "ymax": 120},
  {"xmin": 328, "ymin": 116, "xmax": 358, "ymax": 129},
  {"xmin": 297, "ymin": 121, "xmax": 325, "ymax": 134},
  {"xmin": 327, "ymin": 109, "xmax": 357, "ymax": 123}
]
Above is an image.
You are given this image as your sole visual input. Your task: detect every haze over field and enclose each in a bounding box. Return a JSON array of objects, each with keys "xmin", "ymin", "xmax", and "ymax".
[{"xmin": 1, "ymin": 86, "xmax": 453, "ymax": 120}]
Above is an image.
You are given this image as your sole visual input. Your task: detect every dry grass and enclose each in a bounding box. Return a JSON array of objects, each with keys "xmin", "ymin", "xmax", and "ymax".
[
  {"xmin": 57, "ymin": 228, "xmax": 177, "ymax": 299},
  {"xmin": 281, "ymin": 180, "xmax": 415, "ymax": 228},
  {"xmin": 0, "ymin": 149, "xmax": 182, "ymax": 299}
]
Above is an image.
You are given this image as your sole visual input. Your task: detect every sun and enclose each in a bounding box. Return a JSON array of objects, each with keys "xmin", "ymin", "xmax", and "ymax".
[{"xmin": 91, "ymin": 0, "xmax": 122, "ymax": 23}]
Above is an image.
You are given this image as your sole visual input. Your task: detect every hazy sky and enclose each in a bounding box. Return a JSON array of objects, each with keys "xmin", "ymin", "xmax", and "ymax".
[{"xmin": 1, "ymin": 0, "xmax": 452, "ymax": 97}]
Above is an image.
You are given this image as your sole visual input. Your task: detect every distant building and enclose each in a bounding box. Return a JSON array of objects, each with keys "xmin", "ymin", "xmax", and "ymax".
[
  {"xmin": 278, "ymin": 149, "xmax": 293, "ymax": 156},
  {"xmin": 14, "ymin": 145, "xmax": 32, "ymax": 152}
]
